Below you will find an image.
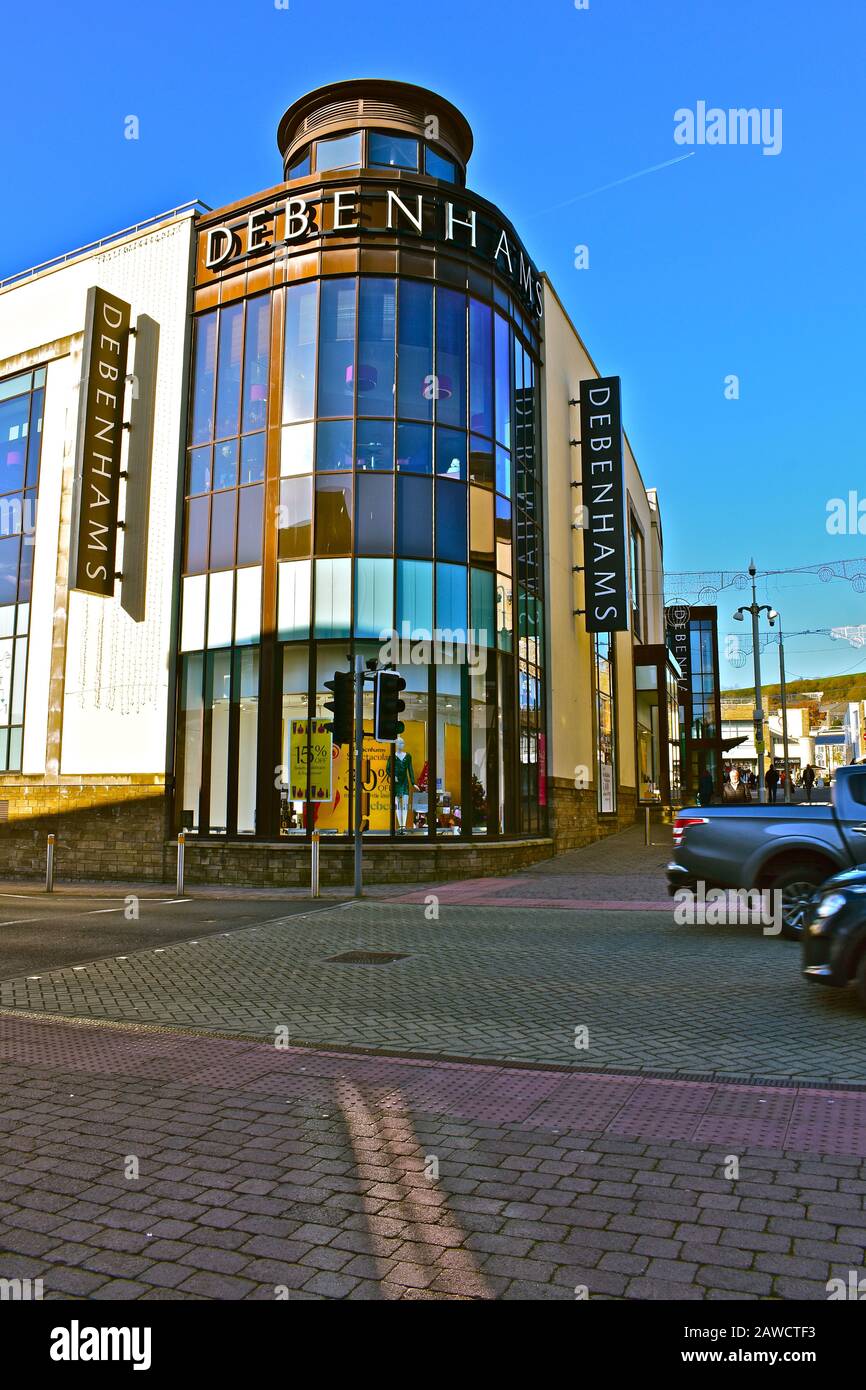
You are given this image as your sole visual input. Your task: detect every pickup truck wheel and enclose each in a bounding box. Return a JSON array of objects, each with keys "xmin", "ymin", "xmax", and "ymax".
[{"xmin": 768, "ymin": 865, "xmax": 826, "ymax": 940}]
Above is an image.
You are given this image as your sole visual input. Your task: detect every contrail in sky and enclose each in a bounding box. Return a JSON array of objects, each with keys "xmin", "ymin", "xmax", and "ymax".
[{"xmin": 530, "ymin": 151, "xmax": 696, "ymax": 216}]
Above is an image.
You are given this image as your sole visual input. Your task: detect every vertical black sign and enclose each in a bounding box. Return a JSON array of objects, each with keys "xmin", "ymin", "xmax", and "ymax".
[
  {"xmin": 69, "ymin": 286, "xmax": 131, "ymax": 596},
  {"xmin": 579, "ymin": 375, "xmax": 629, "ymax": 632},
  {"xmin": 666, "ymin": 605, "xmax": 691, "ymax": 695}
]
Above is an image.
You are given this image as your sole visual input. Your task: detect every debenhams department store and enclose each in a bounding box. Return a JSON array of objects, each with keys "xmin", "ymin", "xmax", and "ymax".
[{"xmin": 0, "ymin": 81, "xmax": 680, "ymax": 885}]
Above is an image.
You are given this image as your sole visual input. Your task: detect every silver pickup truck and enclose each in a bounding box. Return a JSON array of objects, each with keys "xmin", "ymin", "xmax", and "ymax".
[{"xmin": 667, "ymin": 764, "xmax": 866, "ymax": 939}]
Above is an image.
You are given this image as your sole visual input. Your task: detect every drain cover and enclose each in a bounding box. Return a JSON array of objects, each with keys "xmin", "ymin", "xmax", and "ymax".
[{"xmin": 326, "ymin": 950, "xmax": 408, "ymax": 965}]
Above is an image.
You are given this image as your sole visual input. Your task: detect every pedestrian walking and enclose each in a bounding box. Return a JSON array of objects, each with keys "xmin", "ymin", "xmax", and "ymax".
[
  {"xmin": 803, "ymin": 763, "xmax": 816, "ymax": 804},
  {"xmin": 765, "ymin": 761, "xmax": 780, "ymax": 804},
  {"xmin": 698, "ymin": 767, "xmax": 714, "ymax": 806}
]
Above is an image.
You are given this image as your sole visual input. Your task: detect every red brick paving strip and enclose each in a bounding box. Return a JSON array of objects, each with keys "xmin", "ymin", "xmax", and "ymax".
[{"xmin": 0, "ymin": 1016, "xmax": 864, "ymax": 1301}]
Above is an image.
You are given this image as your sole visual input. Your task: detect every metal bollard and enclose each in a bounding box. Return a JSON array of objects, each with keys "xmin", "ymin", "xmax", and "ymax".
[
  {"xmin": 311, "ymin": 830, "xmax": 320, "ymax": 898},
  {"xmin": 645, "ymin": 805, "xmax": 651, "ymax": 847},
  {"xmin": 176, "ymin": 832, "xmax": 185, "ymax": 897},
  {"xmin": 46, "ymin": 833, "xmax": 55, "ymax": 893}
]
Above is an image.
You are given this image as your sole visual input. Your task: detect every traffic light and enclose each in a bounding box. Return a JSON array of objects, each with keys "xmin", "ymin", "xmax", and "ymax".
[
  {"xmin": 374, "ymin": 670, "xmax": 406, "ymax": 742},
  {"xmin": 323, "ymin": 670, "xmax": 353, "ymax": 746}
]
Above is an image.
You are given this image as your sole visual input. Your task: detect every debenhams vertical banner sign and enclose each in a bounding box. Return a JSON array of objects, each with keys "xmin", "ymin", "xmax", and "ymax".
[
  {"xmin": 69, "ymin": 287, "xmax": 131, "ymax": 596},
  {"xmin": 579, "ymin": 376, "xmax": 629, "ymax": 633}
]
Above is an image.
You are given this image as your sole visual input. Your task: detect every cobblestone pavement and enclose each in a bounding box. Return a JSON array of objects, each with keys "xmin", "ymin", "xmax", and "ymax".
[
  {"xmin": 0, "ymin": 1017, "xmax": 864, "ymax": 1302},
  {"xmin": 2, "ymin": 900, "xmax": 864, "ymax": 1084}
]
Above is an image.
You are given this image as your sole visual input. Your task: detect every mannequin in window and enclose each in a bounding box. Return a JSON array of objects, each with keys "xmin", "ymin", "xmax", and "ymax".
[{"xmin": 388, "ymin": 736, "xmax": 419, "ymax": 834}]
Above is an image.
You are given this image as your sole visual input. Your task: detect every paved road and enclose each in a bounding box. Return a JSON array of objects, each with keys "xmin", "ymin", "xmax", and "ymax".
[
  {"xmin": 2, "ymin": 899, "xmax": 864, "ymax": 1084},
  {"xmin": 1, "ymin": 1017, "xmax": 864, "ymax": 1302},
  {"xmin": 0, "ymin": 894, "xmax": 327, "ymax": 980}
]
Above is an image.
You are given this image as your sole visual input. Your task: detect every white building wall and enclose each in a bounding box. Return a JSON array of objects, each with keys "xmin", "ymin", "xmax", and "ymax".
[
  {"xmin": 541, "ymin": 276, "xmax": 665, "ymax": 793},
  {"xmin": 0, "ymin": 214, "xmax": 194, "ymax": 776}
]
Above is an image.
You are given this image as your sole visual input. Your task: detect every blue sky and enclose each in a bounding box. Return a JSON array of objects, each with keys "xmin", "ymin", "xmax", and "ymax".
[{"xmin": 2, "ymin": 0, "xmax": 864, "ymax": 686}]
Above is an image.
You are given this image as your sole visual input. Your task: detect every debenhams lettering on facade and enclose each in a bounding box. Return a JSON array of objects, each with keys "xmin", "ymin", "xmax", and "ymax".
[{"xmin": 202, "ymin": 184, "xmax": 544, "ymax": 317}]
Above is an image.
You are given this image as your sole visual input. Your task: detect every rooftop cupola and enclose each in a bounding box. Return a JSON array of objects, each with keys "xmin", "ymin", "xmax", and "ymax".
[{"xmin": 276, "ymin": 79, "xmax": 473, "ymax": 186}]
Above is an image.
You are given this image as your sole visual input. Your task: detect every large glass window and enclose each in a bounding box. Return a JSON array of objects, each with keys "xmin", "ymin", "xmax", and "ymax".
[
  {"xmin": 494, "ymin": 313, "xmax": 512, "ymax": 449},
  {"xmin": 630, "ymin": 519, "xmax": 646, "ymax": 642},
  {"xmin": 315, "ymin": 476, "xmax": 353, "ymax": 554},
  {"xmin": 215, "ymin": 304, "xmax": 243, "ymax": 440},
  {"xmin": 191, "ymin": 312, "xmax": 217, "ymax": 445},
  {"xmin": 689, "ymin": 620, "xmax": 718, "ymax": 739},
  {"xmin": 396, "ymin": 662, "xmax": 429, "ymax": 836},
  {"xmin": 436, "ymin": 289, "xmax": 466, "ymax": 429},
  {"xmin": 435, "ymin": 480, "xmax": 467, "ymax": 563},
  {"xmin": 396, "ymin": 422, "xmax": 432, "ymax": 474},
  {"xmin": 280, "ymin": 644, "xmax": 309, "ymax": 835},
  {"xmin": 397, "ymin": 475, "xmax": 433, "ymax": 557},
  {"xmin": 318, "ymin": 279, "xmax": 356, "ymax": 418},
  {"xmin": 595, "ymin": 634, "xmax": 617, "ymax": 812},
  {"xmin": 278, "ymin": 477, "xmax": 312, "ymax": 559},
  {"xmin": 177, "ymin": 653, "xmax": 204, "ymax": 831},
  {"xmin": 436, "ymin": 663, "xmax": 463, "ymax": 835},
  {"xmin": 357, "ymin": 473, "xmax": 393, "ymax": 554},
  {"xmin": 357, "ymin": 279, "xmax": 396, "ymax": 416},
  {"xmin": 236, "ymin": 648, "xmax": 259, "ymax": 834},
  {"xmin": 370, "ymin": 132, "xmax": 418, "ymax": 171},
  {"xmin": 397, "ymin": 560, "xmax": 433, "ymax": 638},
  {"xmin": 470, "ymin": 664, "xmax": 496, "ymax": 835},
  {"xmin": 242, "ymin": 296, "xmax": 270, "ymax": 432},
  {"xmin": 206, "ymin": 649, "xmax": 232, "ymax": 834},
  {"xmin": 287, "ymin": 147, "xmax": 311, "ymax": 179},
  {"xmin": 355, "ymin": 419, "xmax": 394, "ymax": 472},
  {"xmin": 425, "ymin": 146, "xmax": 457, "ymax": 182},
  {"xmin": 436, "ymin": 562, "xmax": 468, "ymax": 636},
  {"xmin": 355, "ymin": 558, "xmax": 394, "ymax": 639},
  {"xmin": 397, "ymin": 280, "xmax": 433, "ymax": 420},
  {"xmin": 284, "ymin": 282, "xmax": 318, "ymax": 423},
  {"xmin": 178, "ymin": 274, "xmax": 544, "ymax": 843},
  {"xmin": 0, "ymin": 368, "xmax": 44, "ymax": 770},
  {"xmin": 314, "ymin": 644, "xmax": 352, "ymax": 832},
  {"xmin": 469, "ymin": 299, "xmax": 493, "ymax": 438},
  {"xmin": 315, "ymin": 131, "xmax": 362, "ymax": 172}
]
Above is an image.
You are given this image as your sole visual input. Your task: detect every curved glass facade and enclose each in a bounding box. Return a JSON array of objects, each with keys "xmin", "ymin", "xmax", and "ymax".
[{"xmin": 175, "ymin": 86, "xmax": 545, "ymax": 844}]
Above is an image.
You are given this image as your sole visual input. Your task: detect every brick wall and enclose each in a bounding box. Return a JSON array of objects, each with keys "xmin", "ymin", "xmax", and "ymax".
[
  {"xmin": 0, "ymin": 779, "xmax": 171, "ymax": 882},
  {"xmin": 548, "ymin": 777, "xmax": 638, "ymax": 853},
  {"xmin": 0, "ymin": 774, "xmax": 641, "ymax": 884},
  {"xmin": 180, "ymin": 837, "xmax": 555, "ymax": 888}
]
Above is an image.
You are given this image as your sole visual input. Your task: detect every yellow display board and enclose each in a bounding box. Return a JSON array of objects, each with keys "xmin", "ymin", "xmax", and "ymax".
[
  {"xmin": 314, "ymin": 723, "xmax": 391, "ymax": 833},
  {"xmin": 289, "ymin": 719, "xmax": 333, "ymax": 802},
  {"xmin": 289, "ymin": 719, "xmax": 431, "ymax": 832}
]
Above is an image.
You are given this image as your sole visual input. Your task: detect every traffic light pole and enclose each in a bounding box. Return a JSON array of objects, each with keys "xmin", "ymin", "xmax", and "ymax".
[{"xmin": 354, "ymin": 653, "xmax": 364, "ymax": 897}]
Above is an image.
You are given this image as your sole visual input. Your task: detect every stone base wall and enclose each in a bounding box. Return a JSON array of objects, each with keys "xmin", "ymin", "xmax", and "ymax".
[
  {"xmin": 0, "ymin": 778, "xmax": 171, "ymax": 882},
  {"xmin": 547, "ymin": 777, "xmax": 638, "ymax": 853},
  {"xmin": 181, "ymin": 837, "xmax": 555, "ymax": 888},
  {"xmin": 0, "ymin": 773, "xmax": 641, "ymax": 885}
]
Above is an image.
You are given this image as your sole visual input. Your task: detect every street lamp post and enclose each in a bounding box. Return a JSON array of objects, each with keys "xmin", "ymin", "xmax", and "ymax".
[
  {"xmin": 733, "ymin": 560, "xmax": 776, "ymax": 806},
  {"xmin": 769, "ymin": 611, "xmax": 792, "ymax": 804}
]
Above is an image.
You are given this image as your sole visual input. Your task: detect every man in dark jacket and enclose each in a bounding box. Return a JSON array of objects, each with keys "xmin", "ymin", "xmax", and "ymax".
[
  {"xmin": 765, "ymin": 762, "xmax": 780, "ymax": 804},
  {"xmin": 723, "ymin": 768, "xmax": 750, "ymax": 802},
  {"xmin": 803, "ymin": 764, "xmax": 816, "ymax": 804}
]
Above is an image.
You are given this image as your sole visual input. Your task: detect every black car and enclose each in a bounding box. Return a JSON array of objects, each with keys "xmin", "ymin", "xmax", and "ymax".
[{"xmin": 802, "ymin": 866, "xmax": 866, "ymax": 1004}]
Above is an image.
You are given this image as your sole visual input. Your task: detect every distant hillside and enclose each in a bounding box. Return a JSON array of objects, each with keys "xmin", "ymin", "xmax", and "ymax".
[{"xmin": 722, "ymin": 672, "xmax": 866, "ymax": 705}]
